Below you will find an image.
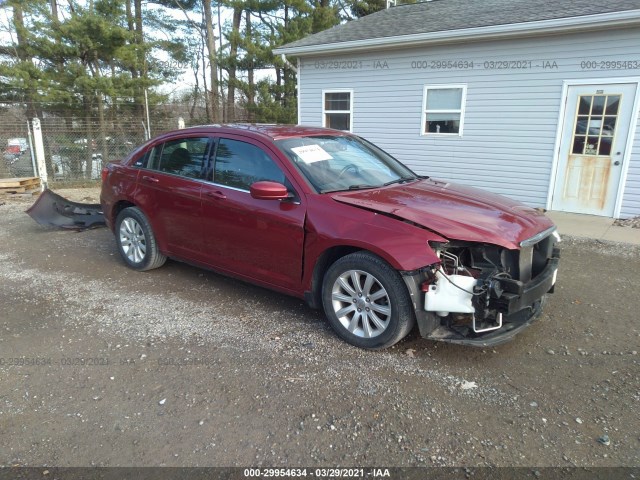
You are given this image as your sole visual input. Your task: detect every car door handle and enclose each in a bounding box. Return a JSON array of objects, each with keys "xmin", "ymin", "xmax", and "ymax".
[
  {"xmin": 205, "ymin": 190, "xmax": 226, "ymax": 200},
  {"xmin": 142, "ymin": 175, "xmax": 159, "ymax": 183}
]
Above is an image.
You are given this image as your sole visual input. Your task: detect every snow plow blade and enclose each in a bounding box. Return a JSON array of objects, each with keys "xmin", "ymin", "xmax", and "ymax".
[{"xmin": 26, "ymin": 189, "xmax": 105, "ymax": 230}]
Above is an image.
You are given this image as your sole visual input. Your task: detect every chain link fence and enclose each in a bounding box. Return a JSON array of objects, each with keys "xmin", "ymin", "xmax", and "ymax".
[
  {"xmin": 0, "ymin": 121, "xmax": 36, "ymax": 179},
  {"xmin": 0, "ymin": 109, "xmax": 193, "ymax": 183}
]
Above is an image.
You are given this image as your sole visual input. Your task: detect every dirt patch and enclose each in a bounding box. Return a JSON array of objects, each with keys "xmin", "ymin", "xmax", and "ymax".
[{"xmin": 0, "ymin": 188, "xmax": 638, "ymax": 468}]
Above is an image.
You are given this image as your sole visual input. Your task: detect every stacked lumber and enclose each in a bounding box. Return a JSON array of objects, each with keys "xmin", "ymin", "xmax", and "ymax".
[{"xmin": 0, "ymin": 177, "xmax": 41, "ymax": 196}]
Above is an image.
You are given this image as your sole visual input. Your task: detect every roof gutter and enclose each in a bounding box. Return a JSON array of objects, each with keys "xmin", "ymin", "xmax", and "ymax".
[{"xmin": 274, "ymin": 9, "xmax": 640, "ymax": 56}]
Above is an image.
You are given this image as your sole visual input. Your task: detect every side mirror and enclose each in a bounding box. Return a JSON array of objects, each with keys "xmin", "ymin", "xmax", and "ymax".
[{"xmin": 250, "ymin": 181, "xmax": 289, "ymax": 200}]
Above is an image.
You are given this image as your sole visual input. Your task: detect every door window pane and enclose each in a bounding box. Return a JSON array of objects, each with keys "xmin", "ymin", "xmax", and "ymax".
[
  {"xmin": 146, "ymin": 146, "xmax": 162, "ymax": 170},
  {"xmin": 572, "ymin": 136, "xmax": 586, "ymax": 154},
  {"xmin": 588, "ymin": 117, "xmax": 602, "ymax": 135},
  {"xmin": 585, "ymin": 136, "xmax": 599, "ymax": 155},
  {"xmin": 599, "ymin": 138, "xmax": 612, "ymax": 156},
  {"xmin": 603, "ymin": 116, "xmax": 616, "ymax": 136},
  {"xmin": 155, "ymin": 137, "xmax": 210, "ymax": 179},
  {"xmin": 591, "ymin": 95, "xmax": 606, "ymax": 115},
  {"xmin": 605, "ymin": 96, "xmax": 620, "ymax": 115},
  {"xmin": 214, "ymin": 138, "xmax": 285, "ymax": 190},
  {"xmin": 578, "ymin": 97, "xmax": 591, "ymax": 115}
]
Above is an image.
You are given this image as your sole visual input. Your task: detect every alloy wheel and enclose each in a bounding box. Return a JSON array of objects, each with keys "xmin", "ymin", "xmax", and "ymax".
[
  {"xmin": 330, "ymin": 269, "xmax": 391, "ymax": 338},
  {"xmin": 119, "ymin": 217, "xmax": 147, "ymax": 264}
]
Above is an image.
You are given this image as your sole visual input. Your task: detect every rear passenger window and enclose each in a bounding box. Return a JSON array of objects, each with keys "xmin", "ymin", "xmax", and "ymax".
[
  {"xmin": 133, "ymin": 149, "xmax": 151, "ymax": 168},
  {"xmin": 146, "ymin": 137, "xmax": 211, "ymax": 179},
  {"xmin": 214, "ymin": 138, "xmax": 286, "ymax": 190}
]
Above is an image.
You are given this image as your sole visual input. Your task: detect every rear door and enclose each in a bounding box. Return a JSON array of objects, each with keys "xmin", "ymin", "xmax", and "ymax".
[
  {"xmin": 135, "ymin": 136, "xmax": 212, "ymax": 259},
  {"xmin": 200, "ymin": 135, "xmax": 306, "ymax": 292}
]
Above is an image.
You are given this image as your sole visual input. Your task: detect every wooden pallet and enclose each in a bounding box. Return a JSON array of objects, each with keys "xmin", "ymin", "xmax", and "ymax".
[
  {"xmin": 0, "ymin": 188, "xmax": 41, "ymax": 195},
  {"xmin": 0, "ymin": 177, "xmax": 41, "ymax": 195}
]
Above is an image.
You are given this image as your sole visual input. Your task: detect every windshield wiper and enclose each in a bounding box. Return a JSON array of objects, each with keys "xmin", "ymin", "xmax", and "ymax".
[
  {"xmin": 383, "ymin": 176, "xmax": 418, "ymax": 186},
  {"xmin": 321, "ymin": 184, "xmax": 375, "ymax": 193},
  {"xmin": 322, "ymin": 177, "xmax": 421, "ymax": 193}
]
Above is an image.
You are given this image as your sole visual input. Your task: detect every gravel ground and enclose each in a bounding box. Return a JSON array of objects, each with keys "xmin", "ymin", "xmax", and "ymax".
[
  {"xmin": 613, "ymin": 216, "xmax": 640, "ymax": 228},
  {"xmin": 0, "ymin": 188, "xmax": 639, "ymax": 469}
]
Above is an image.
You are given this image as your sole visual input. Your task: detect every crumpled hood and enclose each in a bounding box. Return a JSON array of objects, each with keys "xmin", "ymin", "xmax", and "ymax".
[{"xmin": 331, "ymin": 178, "xmax": 555, "ymax": 250}]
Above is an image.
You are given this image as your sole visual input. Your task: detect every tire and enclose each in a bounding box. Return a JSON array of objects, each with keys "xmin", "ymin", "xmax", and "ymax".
[
  {"xmin": 114, "ymin": 206, "xmax": 167, "ymax": 271},
  {"xmin": 322, "ymin": 252, "xmax": 415, "ymax": 349}
]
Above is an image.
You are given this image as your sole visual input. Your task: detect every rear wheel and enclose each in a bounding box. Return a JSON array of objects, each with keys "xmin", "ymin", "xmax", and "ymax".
[
  {"xmin": 115, "ymin": 207, "xmax": 166, "ymax": 271},
  {"xmin": 322, "ymin": 252, "xmax": 415, "ymax": 349}
]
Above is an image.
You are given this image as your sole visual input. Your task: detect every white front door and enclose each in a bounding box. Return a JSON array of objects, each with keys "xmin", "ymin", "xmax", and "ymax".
[{"xmin": 552, "ymin": 83, "xmax": 636, "ymax": 216}]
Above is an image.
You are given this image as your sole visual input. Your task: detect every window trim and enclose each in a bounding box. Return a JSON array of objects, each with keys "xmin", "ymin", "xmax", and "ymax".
[
  {"xmin": 322, "ymin": 89, "xmax": 354, "ymax": 132},
  {"xmin": 421, "ymin": 84, "xmax": 467, "ymax": 137}
]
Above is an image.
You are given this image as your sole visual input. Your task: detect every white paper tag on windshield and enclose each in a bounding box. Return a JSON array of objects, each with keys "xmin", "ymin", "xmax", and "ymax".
[{"xmin": 291, "ymin": 144, "xmax": 333, "ymax": 163}]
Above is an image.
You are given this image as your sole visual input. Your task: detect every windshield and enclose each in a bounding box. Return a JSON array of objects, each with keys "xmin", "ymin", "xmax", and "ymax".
[{"xmin": 275, "ymin": 135, "xmax": 418, "ymax": 193}]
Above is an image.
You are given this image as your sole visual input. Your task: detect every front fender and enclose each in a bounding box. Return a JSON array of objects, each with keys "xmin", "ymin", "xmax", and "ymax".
[{"xmin": 303, "ymin": 198, "xmax": 445, "ymax": 292}]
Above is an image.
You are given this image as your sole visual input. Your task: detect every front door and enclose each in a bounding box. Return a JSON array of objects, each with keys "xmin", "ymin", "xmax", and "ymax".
[
  {"xmin": 552, "ymin": 83, "xmax": 636, "ymax": 216},
  {"xmin": 201, "ymin": 136, "xmax": 306, "ymax": 292}
]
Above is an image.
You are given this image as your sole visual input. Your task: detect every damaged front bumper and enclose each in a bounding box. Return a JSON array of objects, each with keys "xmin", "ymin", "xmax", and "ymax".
[
  {"xmin": 402, "ymin": 242, "xmax": 560, "ymax": 347},
  {"xmin": 425, "ymin": 296, "xmax": 548, "ymax": 347},
  {"xmin": 425, "ymin": 256, "xmax": 558, "ymax": 347},
  {"xmin": 26, "ymin": 189, "xmax": 105, "ymax": 230}
]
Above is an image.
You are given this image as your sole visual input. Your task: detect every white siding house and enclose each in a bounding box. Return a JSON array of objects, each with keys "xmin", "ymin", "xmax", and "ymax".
[{"xmin": 275, "ymin": 0, "xmax": 640, "ymax": 219}]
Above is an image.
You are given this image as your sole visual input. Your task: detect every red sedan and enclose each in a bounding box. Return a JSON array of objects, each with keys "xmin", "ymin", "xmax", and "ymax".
[{"xmin": 101, "ymin": 125, "xmax": 560, "ymax": 349}]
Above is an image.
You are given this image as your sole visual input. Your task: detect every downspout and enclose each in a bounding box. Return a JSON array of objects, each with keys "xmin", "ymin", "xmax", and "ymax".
[
  {"xmin": 296, "ymin": 58, "xmax": 301, "ymax": 125},
  {"xmin": 280, "ymin": 53, "xmax": 298, "ymax": 73},
  {"xmin": 280, "ymin": 54, "xmax": 300, "ymax": 125}
]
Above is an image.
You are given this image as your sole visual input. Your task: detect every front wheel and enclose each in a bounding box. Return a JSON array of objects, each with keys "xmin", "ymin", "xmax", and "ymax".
[
  {"xmin": 115, "ymin": 206, "xmax": 166, "ymax": 271},
  {"xmin": 322, "ymin": 252, "xmax": 415, "ymax": 349}
]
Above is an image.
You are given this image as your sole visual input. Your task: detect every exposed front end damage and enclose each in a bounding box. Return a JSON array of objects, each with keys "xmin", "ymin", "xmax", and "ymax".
[{"xmin": 403, "ymin": 227, "xmax": 560, "ymax": 347}]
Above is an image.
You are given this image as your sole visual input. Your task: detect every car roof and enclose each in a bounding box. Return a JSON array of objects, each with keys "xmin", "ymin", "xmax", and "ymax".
[{"xmin": 159, "ymin": 124, "xmax": 349, "ymax": 142}]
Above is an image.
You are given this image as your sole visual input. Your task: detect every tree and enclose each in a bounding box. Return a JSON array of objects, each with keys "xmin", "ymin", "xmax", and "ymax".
[
  {"xmin": 0, "ymin": 0, "xmax": 44, "ymax": 120},
  {"xmin": 349, "ymin": 0, "xmax": 385, "ymax": 18},
  {"xmin": 310, "ymin": 0, "xmax": 340, "ymax": 33},
  {"xmin": 0, "ymin": 0, "xmax": 354, "ymax": 147},
  {"xmin": 216, "ymin": 0, "xmax": 323, "ymax": 124},
  {"xmin": 168, "ymin": 0, "xmax": 223, "ymax": 122},
  {"xmin": 220, "ymin": 2, "xmax": 243, "ymax": 122},
  {"xmin": 202, "ymin": 0, "xmax": 221, "ymax": 121}
]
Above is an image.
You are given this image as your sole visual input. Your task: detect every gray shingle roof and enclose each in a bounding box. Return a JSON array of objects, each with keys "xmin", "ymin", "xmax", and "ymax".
[{"xmin": 278, "ymin": 0, "xmax": 640, "ymax": 51}]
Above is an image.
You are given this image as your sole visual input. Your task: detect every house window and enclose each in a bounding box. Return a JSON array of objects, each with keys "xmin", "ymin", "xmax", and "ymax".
[
  {"xmin": 323, "ymin": 90, "xmax": 353, "ymax": 132},
  {"xmin": 422, "ymin": 85, "xmax": 467, "ymax": 136}
]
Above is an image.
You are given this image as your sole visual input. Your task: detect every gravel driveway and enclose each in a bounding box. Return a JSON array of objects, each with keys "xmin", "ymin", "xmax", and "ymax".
[{"xmin": 0, "ymin": 188, "xmax": 639, "ymax": 469}]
